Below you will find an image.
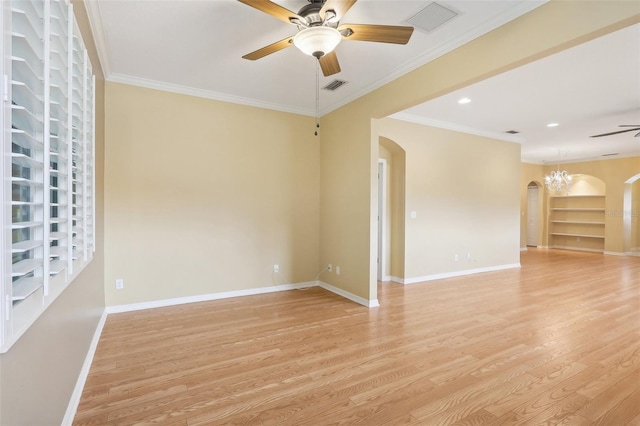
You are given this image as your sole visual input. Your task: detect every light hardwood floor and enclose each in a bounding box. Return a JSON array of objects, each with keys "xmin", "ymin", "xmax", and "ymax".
[{"xmin": 74, "ymin": 249, "xmax": 640, "ymax": 425}]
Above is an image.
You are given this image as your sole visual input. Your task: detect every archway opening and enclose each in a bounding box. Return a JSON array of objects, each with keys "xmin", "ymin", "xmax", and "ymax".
[
  {"xmin": 526, "ymin": 181, "xmax": 542, "ymax": 247},
  {"xmin": 378, "ymin": 137, "xmax": 406, "ymax": 283}
]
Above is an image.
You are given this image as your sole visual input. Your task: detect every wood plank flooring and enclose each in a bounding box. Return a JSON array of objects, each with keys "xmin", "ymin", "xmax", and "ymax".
[{"xmin": 74, "ymin": 249, "xmax": 640, "ymax": 425}]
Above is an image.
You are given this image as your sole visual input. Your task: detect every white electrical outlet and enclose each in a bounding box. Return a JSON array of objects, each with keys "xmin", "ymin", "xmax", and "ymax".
[
  {"xmin": 328, "ymin": 264, "xmax": 332, "ymax": 272},
  {"xmin": 336, "ymin": 266, "xmax": 340, "ymax": 275},
  {"xmin": 115, "ymin": 279, "xmax": 124, "ymax": 290},
  {"xmin": 273, "ymin": 264, "xmax": 279, "ymax": 273},
  {"xmin": 454, "ymin": 254, "xmax": 459, "ymax": 262}
]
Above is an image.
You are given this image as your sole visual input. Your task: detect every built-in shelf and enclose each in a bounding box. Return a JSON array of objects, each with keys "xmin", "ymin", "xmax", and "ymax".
[
  {"xmin": 550, "ymin": 233, "xmax": 605, "ymax": 239},
  {"xmin": 550, "ymin": 221, "xmax": 605, "ymax": 225},
  {"xmin": 550, "ymin": 208, "xmax": 605, "ymax": 212},
  {"xmin": 548, "ymin": 195, "xmax": 605, "ymax": 253},
  {"xmin": 550, "ymin": 195, "xmax": 605, "ymax": 198}
]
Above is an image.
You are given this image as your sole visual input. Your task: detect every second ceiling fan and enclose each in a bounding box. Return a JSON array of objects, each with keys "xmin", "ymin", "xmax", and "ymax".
[{"xmin": 238, "ymin": 0, "xmax": 414, "ymax": 76}]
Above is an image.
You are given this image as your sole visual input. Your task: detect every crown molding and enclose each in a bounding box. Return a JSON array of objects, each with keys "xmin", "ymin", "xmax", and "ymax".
[
  {"xmin": 83, "ymin": 0, "xmax": 112, "ymax": 79},
  {"xmin": 389, "ymin": 112, "xmax": 525, "ymax": 144},
  {"xmin": 108, "ymin": 74, "xmax": 315, "ymax": 117}
]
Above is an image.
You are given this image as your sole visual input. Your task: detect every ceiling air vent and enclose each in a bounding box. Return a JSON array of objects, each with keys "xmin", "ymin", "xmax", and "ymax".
[
  {"xmin": 406, "ymin": 2, "xmax": 459, "ymax": 33},
  {"xmin": 602, "ymin": 153, "xmax": 619, "ymax": 157},
  {"xmin": 505, "ymin": 130, "xmax": 520, "ymax": 134},
  {"xmin": 322, "ymin": 80, "xmax": 348, "ymax": 91}
]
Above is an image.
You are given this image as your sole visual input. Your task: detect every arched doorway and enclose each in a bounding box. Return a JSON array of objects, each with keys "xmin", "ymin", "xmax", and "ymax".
[
  {"xmin": 378, "ymin": 137, "xmax": 406, "ymax": 283},
  {"xmin": 526, "ymin": 182, "xmax": 541, "ymax": 247}
]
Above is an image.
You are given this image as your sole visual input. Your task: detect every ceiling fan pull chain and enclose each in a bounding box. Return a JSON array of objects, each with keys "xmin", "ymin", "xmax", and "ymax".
[{"xmin": 315, "ymin": 59, "xmax": 320, "ymax": 136}]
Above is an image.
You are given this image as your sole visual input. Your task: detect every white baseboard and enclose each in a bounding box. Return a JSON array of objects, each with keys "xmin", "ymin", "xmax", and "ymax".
[
  {"xmin": 318, "ymin": 281, "xmax": 379, "ymax": 308},
  {"xmin": 389, "ymin": 276, "xmax": 404, "ymax": 284},
  {"xmin": 401, "ymin": 263, "xmax": 521, "ymax": 285},
  {"xmin": 106, "ymin": 282, "xmax": 317, "ymax": 314},
  {"xmin": 520, "ymin": 247, "xmax": 528, "ymax": 252},
  {"xmin": 603, "ymin": 251, "xmax": 627, "ymax": 256},
  {"xmin": 62, "ymin": 309, "xmax": 108, "ymax": 426}
]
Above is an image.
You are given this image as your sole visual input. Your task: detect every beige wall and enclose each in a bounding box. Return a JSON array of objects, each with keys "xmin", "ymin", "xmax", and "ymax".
[
  {"xmin": 104, "ymin": 82, "xmax": 320, "ymax": 306},
  {"xmin": 320, "ymin": 1, "xmax": 639, "ymax": 302},
  {"xmin": 0, "ymin": 2, "xmax": 106, "ymax": 423},
  {"xmin": 379, "ymin": 119, "xmax": 521, "ymax": 279},
  {"xmin": 520, "ymin": 156, "xmax": 640, "ymax": 253}
]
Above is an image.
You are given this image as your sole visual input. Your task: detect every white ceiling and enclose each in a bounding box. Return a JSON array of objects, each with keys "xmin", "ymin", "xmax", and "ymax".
[
  {"xmin": 393, "ymin": 23, "xmax": 640, "ymax": 164},
  {"xmin": 86, "ymin": 1, "xmax": 640, "ymax": 164}
]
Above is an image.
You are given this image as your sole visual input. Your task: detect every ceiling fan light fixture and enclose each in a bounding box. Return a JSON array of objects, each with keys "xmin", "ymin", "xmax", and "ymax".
[{"xmin": 293, "ymin": 26, "xmax": 342, "ymax": 58}]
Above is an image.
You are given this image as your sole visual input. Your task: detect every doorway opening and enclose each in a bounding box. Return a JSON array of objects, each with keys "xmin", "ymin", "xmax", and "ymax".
[{"xmin": 526, "ymin": 182, "xmax": 541, "ymax": 247}]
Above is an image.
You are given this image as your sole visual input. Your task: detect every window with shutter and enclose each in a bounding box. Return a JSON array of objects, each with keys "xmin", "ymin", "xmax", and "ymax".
[{"xmin": 1, "ymin": 0, "xmax": 95, "ymax": 352}]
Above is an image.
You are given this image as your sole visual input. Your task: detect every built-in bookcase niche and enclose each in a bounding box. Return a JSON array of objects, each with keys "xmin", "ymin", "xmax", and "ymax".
[{"xmin": 549, "ymin": 195, "xmax": 605, "ymax": 253}]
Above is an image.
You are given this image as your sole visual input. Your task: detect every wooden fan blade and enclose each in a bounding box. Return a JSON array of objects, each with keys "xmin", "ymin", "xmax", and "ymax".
[
  {"xmin": 242, "ymin": 36, "xmax": 293, "ymax": 60},
  {"xmin": 338, "ymin": 23, "xmax": 414, "ymax": 44},
  {"xmin": 237, "ymin": 0, "xmax": 303, "ymax": 25},
  {"xmin": 320, "ymin": 0, "xmax": 357, "ymax": 21},
  {"xmin": 319, "ymin": 51, "xmax": 341, "ymax": 76},
  {"xmin": 590, "ymin": 127, "xmax": 640, "ymax": 138}
]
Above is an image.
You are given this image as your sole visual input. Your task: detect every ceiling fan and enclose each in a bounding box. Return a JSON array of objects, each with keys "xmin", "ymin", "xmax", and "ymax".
[
  {"xmin": 590, "ymin": 125, "xmax": 640, "ymax": 138},
  {"xmin": 237, "ymin": 0, "xmax": 414, "ymax": 77}
]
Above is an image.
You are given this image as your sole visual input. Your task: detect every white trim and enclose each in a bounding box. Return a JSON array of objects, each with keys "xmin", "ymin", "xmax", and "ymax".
[
  {"xmin": 389, "ymin": 276, "xmax": 404, "ymax": 284},
  {"xmin": 388, "ymin": 113, "xmax": 525, "ymax": 144},
  {"xmin": 523, "ymin": 154, "xmax": 640, "ymax": 166},
  {"xmin": 520, "ymin": 247, "xmax": 529, "ymax": 252},
  {"xmin": 108, "ymin": 74, "xmax": 314, "ymax": 117},
  {"xmin": 318, "ymin": 281, "xmax": 379, "ymax": 308},
  {"xmin": 603, "ymin": 251, "xmax": 627, "ymax": 256},
  {"xmin": 106, "ymin": 282, "xmax": 318, "ymax": 314},
  {"xmin": 401, "ymin": 263, "xmax": 521, "ymax": 285},
  {"xmin": 62, "ymin": 309, "xmax": 108, "ymax": 426},
  {"xmin": 83, "ymin": 0, "xmax": 111, "ymax": 78}
]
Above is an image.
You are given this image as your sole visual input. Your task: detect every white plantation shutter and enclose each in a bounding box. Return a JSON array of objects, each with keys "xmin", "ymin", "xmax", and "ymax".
[
  {"xmin": 0, "ymin": 0, "xmax": 95, "ymax": 352},
  {"xmin": 70, "ymin": 27, "xmax": 83, "ymax": 270},
  {"xmin": 10, "ymin": 0, "xmax": 46, "ymax": 310},
  {"xmin": 48, "ymin": 0, "xmax": 70, "ymax": 283}
]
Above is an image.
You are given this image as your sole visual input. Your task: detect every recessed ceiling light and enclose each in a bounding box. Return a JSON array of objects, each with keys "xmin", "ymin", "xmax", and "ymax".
[
  {"xmin": 547, "ymin": 122, "xmax": 559, "ymax": 127},
  {"xmin": 458, "ymin": 97, "xmax": 471, "ymax": 104}
]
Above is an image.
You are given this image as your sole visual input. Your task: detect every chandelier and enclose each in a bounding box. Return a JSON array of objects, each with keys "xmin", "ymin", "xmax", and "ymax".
[{"xmin": 545, "ymin": 167, "xmax": 572, "ymax": 193}]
